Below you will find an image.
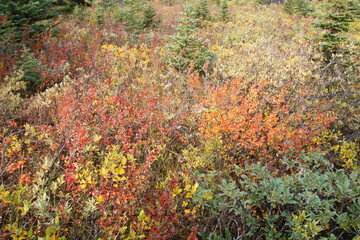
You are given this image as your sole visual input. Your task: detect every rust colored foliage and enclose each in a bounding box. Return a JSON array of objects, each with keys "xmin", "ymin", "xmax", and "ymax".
[
  {"xmin": 200, "ymin": 77, "xmax": 335, "ymax": 165},
  {"xmin": 51, "ymin": 79, "xmax": 178, "ymax": 238}
]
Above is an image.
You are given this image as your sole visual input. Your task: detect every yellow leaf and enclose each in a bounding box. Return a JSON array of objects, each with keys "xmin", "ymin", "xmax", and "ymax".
[
  {"xmin": 121, "ymin": 156, "xmax": 127, "ymax": 165},
  {"xmin": 172, "ymin": 187, "xmax": 183, "ymax": 196},
  {"xmin": 137, "ymin": 210, "xmax": 145, "ymax": 221},
  {"xmin": 96, "ymin": 195, "xmax": 105, "ymax": 204},
  {"xmin": 203, "ymin": 192, "xmax": 213, "ymax": 200},
  {"xmin": 193, "ymin": 182, "xmax": 199, "ymax": 192},
  {"xmin": 94, "ymin": 134, "xmax": 102, "ymax": 143},
  {"xmin": 120, "ymin": 226, "xmax": 127, "ymax": 234},
  {"xmin": 115, "ymin": 167, "xmax": 125, "ymax": 175}
]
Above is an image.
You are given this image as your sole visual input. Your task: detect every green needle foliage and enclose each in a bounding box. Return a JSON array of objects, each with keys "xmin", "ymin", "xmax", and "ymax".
[
  {"xmin": 315, "ymin": 0, "xmax": 360, "ymax": 62},
  {"xmin": 166, "ymin": 6, "xmax": 213, "ymax": 74},
  {"xmin": 123, "ymin": 0, "xmax": 158, "ymax": 43},
  {"xmin": 142, "ymin": 5, "xmax": 157, "ymax": 29},
  {"xmin": 220, "ymin": 0, "xmax": 229, "ymax": 21},
  {"xmin": 0, "ymin": 0, "xmax": 58, "ymax": 45},
  {"xmin": 195, "ymin": 0, "xmax": 211, "ymax": 22},
  {"xmin": 283, "ymin": 0, "xmax": 314, "ymax": 16},
  {"xmin": 16, "ymin": 47, "xmax": 44, "ymax": 95},
  {"xmin": 312, "ymin": 0, "xmax": 360, "ymax": 140}
]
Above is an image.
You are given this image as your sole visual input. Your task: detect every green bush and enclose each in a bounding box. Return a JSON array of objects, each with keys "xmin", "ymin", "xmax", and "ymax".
[
  {"xmin": 95, "ymin": 6, "xmax": 105, "ymax": 25},
  {"xmin": 192, "ymin": 150, "xmax": 360, "ymax": 239}
]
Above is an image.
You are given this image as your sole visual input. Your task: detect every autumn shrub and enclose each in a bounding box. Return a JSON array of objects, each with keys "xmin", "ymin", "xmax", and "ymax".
[
  {"xmin": 199, "ymin": 77, "xmax": 334, "ymax": 167},
  {"xmin": 1, "ymin": 13, "xmax": 122, "ymax": 94},
  {"xmin": 0, "ymin": 72, "xmax": 26, "ymax": 122},
  {"xmin": 0, "ymin": 119, "xmax": 69, "ymax": 239},
  {"xmin": 207, "ymin": 4, "xmax": 319, "ymax": 84},
  {"xmin": 52, "ymin": 74, "xmax": 181, "ymax": 237},
  {"xmin": 1, "ymin": 1, "xmax": 359, "ymax": 239},
  {"xmin": 0, "ymin": 73, "xmax": 184, "ymax": 239},
  {"xmin": 0, "ymin": 38, "xmax": 195, "ymax": 238},
  {"xmin": 30, "ymin": 21, "xmax": 124, "ymax": 86},
  {"xmin": 312, "ymin": 129, "xmax": 359, "ymax": 172}
]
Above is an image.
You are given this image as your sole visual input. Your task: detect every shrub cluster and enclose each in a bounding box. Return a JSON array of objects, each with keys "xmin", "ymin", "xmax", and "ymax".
[{"xmin": 0, "ymin": 0, "xmax": 359, "ymax": 239}]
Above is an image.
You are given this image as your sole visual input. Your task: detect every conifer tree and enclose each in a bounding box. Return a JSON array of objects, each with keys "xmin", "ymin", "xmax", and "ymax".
[
  {"xmin": 195, "ymin": 0, "xmax": 211, "ymax": 22},
  {"xmin": 166, "ymin": 6, "xmax": 213, "ymax": 74},
  {"xmin": 315, "ymin": 0, "xmax": 359, "ymax": 62},
  {"xmin": 283, "ymin": 0, "xmax": 314, "ymax": 16},
  {"xmin": 142, "ymin": 5, "xmax": 157, "ymax": 29},
  {"xmin": 0, "ymin": 0, "xmax": 58, "ymax": 44},
  {"xmin": 313, "ymin": 0, "xmax": 360, "ymax": 140},
  {"xmin": 123, "ymin": 0, "xmax": 158, "ymax": 43},
  {"xmin": 220, "ymin": 0, "xmax": 229, "ymax": 21},
  {"xmin": 16, "ymin": 47, "xmax": 44, "ymax": 95}
]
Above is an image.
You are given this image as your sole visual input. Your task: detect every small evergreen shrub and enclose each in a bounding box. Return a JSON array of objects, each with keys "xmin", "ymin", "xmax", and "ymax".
[
  {"xmin": 283, "ymin": 0, "xmax": 314, "ymax": 16},
  {"xmin": 122, "ymin": 0, "xmax": 159, "ymax": 43},
  {"xmin": 195, "ymin": 0, "xmax": 212, "ymax": 22},
  {"xmin": 16, "ymin": 48, "xmax": 44, "ymax": 95},
  {"xmin": 220, "ymin": 0, "xmax": 230, "ymax": 21},
  {"xmin": 165, "ymin": 6, "xmax": 213, "ymax": 74},
  {"xmin": 95, "ymin": 6, "xmax": 105, "ymax": 25},
  {"xmin": 256, "ymin": 0, "xmax": 286, "ymax": 5},
  {"xmin": 142, "ymin": 5, "xmax": 158, "ymax": 29},
  {"xmin": 312, "ymin": 0, "xmax": 360, "ymax": 142}
]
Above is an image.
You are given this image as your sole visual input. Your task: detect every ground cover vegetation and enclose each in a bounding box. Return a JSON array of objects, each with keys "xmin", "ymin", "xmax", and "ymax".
[{"xmin": 0, "ymin": 0, "xmax": 359, "ymax": 239}]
